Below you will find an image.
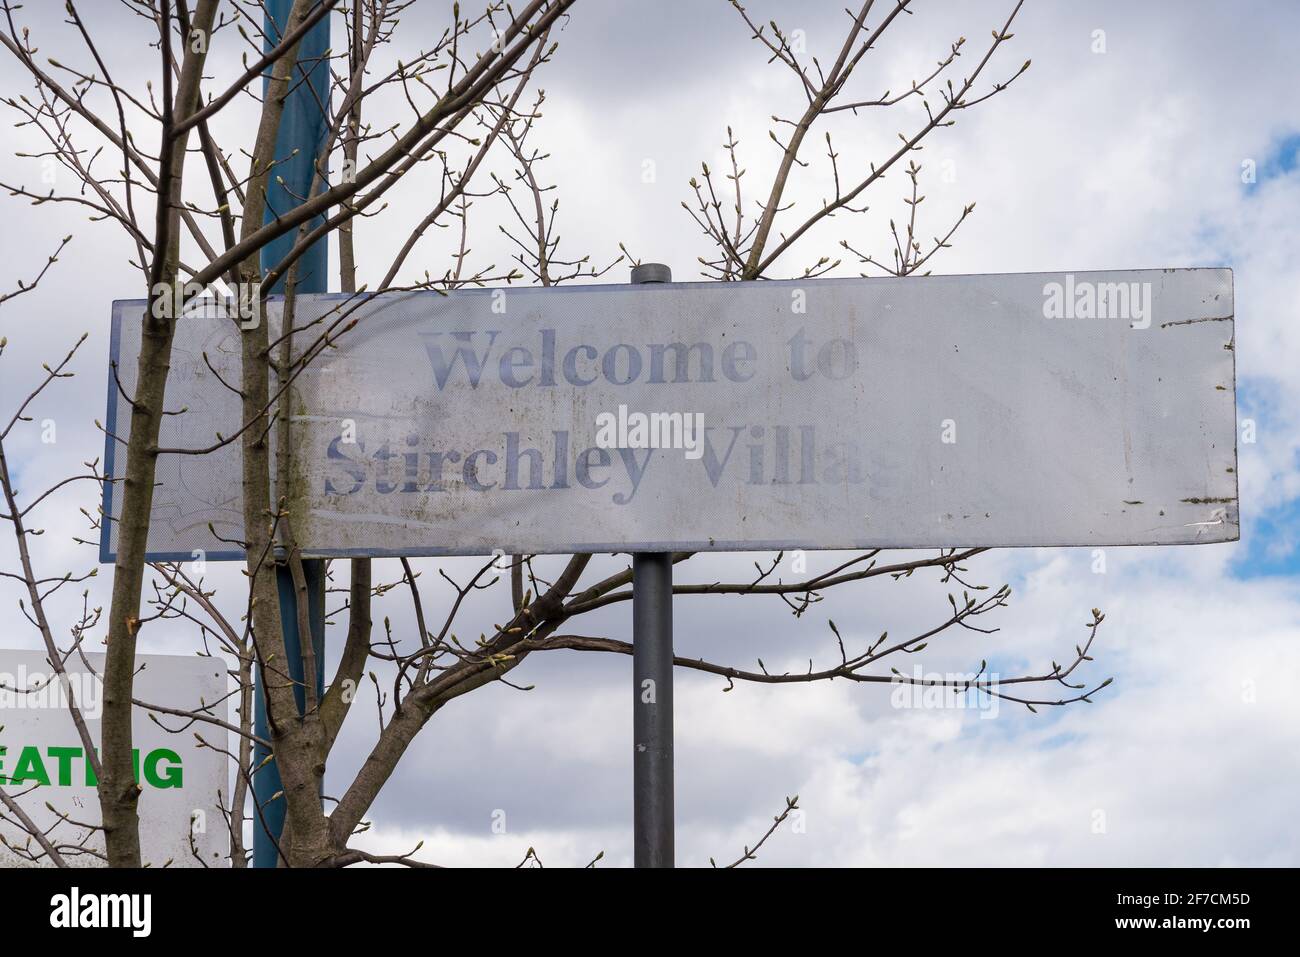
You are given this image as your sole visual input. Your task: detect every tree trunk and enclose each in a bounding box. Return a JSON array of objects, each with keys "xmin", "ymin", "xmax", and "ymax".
[{"xmin": 99, "ymin": 0, "xmax": 218, "ymax": 867}]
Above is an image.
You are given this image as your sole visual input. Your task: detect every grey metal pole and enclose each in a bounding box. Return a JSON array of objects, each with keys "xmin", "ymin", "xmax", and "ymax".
[{"xmin": 630, "ymin": 262, "xmax": 674, "ymax": 868}]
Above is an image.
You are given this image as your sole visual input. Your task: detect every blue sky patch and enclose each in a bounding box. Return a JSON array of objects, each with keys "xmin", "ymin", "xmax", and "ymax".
[{"xmin": 1243, "ymin": 131, "xmax": 1300, "ymax": 194}]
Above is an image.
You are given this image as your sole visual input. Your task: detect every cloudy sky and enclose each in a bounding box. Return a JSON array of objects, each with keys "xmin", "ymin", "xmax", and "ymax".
[{"xmin": 1, "ymin": 0, "xmax": 1298, "ymax": 867}]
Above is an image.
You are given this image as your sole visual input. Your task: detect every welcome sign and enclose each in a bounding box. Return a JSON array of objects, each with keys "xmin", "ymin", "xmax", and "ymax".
[{"xmin": 102, "ymin": 269, "xmax": 1237, "ymax": 561}]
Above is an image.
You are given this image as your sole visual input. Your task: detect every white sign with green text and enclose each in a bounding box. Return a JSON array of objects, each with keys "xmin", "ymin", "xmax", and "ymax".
[{"xmin": 0, "ymin": 650, "xmax": 228, "ymax": 867}]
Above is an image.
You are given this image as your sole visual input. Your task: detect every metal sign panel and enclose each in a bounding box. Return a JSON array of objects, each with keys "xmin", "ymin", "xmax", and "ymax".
[
  {"xmin": 0, "ymin": 650, "xmax": 228, "ymax": 867},
  {"xmin": 102, "ymin": 269, "xmax": 1237, "ymax": 561}
]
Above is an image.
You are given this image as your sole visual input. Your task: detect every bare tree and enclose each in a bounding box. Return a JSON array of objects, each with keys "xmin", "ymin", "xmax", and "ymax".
[
  {"xmin": 0, "ymin": 0, "xmax": 1110, "ymax": 868},
  {"xmin": 1, "ymin": 0, "xmax": 573, "ymax": 867}
]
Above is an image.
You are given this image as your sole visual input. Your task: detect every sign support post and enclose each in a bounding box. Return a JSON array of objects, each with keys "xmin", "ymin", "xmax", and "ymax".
[
  {"xmin": 630, "ymin": 262, "xmax": 675, "ymax": 868},
  {"xmin": 252, "ymin": 0, "xmax": 330, "ymax": 869}
]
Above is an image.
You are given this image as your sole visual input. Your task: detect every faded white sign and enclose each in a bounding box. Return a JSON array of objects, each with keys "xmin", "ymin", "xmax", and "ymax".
[
  {"xmin": 103, "ymin": 269, "xmax": 1237, "ymax": 560},
  {"xmin": 0, "ymin": 650, "xmax": 228, "ymax": 867}
]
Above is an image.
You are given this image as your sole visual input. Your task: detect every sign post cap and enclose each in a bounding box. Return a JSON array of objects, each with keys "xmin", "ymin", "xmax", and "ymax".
[{"xmin": 630, "ymin": 263, "xmax": 672, "ymax": 284}]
